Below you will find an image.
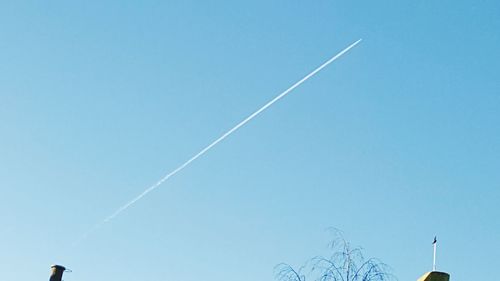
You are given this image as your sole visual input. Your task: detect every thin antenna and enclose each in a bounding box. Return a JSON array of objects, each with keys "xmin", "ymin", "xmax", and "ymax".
[{"xmin": 432, "ymin": 236, "xmax": 437, "ymax": 271}]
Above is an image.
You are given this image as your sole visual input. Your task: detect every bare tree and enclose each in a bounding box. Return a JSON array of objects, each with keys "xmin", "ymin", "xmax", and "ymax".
[
  {"xmin": 275, "ymin": 263, "xmax": 307, "ymax": 281},
  {"xmin": 275, "ymin": 230, "xmax": 393, "ymax": 281}
]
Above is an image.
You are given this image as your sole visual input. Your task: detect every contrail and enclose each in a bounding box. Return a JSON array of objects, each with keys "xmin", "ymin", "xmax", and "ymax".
[{"xmin": 75, "ymin": 39, "xmax": 362, "ymax": 245}]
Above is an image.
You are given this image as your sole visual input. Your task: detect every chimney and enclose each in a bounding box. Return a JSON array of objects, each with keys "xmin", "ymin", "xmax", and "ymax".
[
  {"xmin": 49, "ymin": 265, "xmax": 66, "ymax": 281},
  {"xmin": 417, "ymin": 271, "xmax": 450, "ymax": 281}
]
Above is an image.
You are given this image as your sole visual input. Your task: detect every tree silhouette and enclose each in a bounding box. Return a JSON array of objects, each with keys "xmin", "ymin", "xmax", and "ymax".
[{"xmin": 275, "ymin": 230, "xmax": 393, "ymax": 281}]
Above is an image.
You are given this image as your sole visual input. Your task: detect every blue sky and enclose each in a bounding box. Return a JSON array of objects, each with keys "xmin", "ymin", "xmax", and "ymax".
[{"xmin": 1, "ymin": 1, "xmax": 499, "ymax": 280}]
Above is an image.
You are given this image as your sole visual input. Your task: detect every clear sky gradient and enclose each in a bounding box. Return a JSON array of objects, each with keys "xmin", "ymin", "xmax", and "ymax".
[{"xmin": 1, "ymin": 1, "xmax": 499, "ymax": 281}]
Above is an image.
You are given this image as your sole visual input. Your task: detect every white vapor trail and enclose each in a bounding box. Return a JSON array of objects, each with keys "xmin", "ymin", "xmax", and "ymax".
[{"xmin": 75, "ymin": 39, "xmax": 362, "ymax": 245}]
